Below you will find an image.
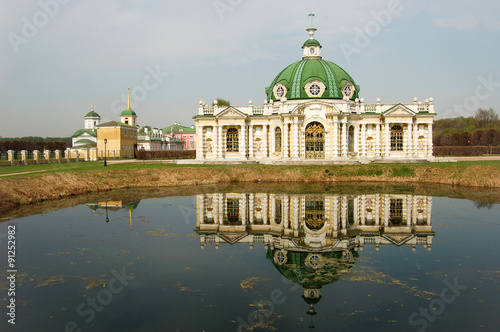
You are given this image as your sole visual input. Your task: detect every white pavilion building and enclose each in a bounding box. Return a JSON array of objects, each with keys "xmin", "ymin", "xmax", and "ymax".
[{"xmin": 194, "ymin": 26, "xmax": 435, "ymax": 163}]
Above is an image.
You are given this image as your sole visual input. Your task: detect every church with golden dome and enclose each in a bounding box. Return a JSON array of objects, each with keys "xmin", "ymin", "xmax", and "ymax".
[{"xmin": 194, "ymin": 24, "xmax": 435, "ymax": 163}]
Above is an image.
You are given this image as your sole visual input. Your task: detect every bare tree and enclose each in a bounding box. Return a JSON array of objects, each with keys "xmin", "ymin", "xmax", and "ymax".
[{"xmin": 475, "ymin": 108, "xmax": 499, "ymax": 127}]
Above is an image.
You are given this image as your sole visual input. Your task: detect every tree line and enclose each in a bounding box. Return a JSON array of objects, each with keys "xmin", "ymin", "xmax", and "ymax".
[
  {"xmin": 433, "ymin": 108, "xmax": 499, "ymax": 146},
  {"xmin": 0, "ymin": 140, "xmax": 67, "ymax": 153},
  {"xmin": 433, "ymin": 128, "xmax": 500, "ymax": 147}
]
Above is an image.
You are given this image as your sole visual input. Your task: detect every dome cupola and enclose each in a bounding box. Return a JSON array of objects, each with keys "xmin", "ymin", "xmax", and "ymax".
[{"xmin": 265, "ymin": 24, "xmax": 360, "ymax": 102}]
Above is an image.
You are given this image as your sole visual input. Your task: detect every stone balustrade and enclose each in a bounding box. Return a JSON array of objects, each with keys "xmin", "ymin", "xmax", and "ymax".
[{"xmin": 2, "ymin": 148, "xmax": 108, "ymax": 166}]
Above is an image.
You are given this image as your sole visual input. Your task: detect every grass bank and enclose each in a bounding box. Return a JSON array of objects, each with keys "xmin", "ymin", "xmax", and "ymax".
[{"xmin": 0, "ymin": 160, "xmax": 499, "ymax": 209}]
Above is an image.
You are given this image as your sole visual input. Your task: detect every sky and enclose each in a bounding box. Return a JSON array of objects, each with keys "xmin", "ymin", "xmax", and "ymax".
[{"xmin": 1, "ymin": 0, "xmax": 499, "ymax": 138}]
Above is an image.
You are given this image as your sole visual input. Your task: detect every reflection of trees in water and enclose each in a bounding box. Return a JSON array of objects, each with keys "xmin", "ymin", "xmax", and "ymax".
[{"xmin": 474, "ymin": 201, "xmax": 494, "ymax": 210}]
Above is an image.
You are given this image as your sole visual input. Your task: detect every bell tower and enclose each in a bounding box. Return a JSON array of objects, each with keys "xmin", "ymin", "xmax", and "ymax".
[{"xmin": 120, "ymin": 87, "xmax": 137, "ymax": 126}]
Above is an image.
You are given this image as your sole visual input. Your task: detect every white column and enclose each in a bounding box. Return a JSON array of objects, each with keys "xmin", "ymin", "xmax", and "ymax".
[
  {"xmin": 375, "ymin": 194, "xmax": 380, "ymax": 225},
  {"xmin": 263, "ymin": 194, "xmax": 269, "ymax": 224},
  {"xmin": 240, "ymin": 124, "xmax": 246, "ymax": 159},
  {"xmin": 385, "ymin": 123, "xmax": 390, "ymax": 157},
  {"xmin": 248, "ymin": 124, "xmax": 254, "ymax": 159},
  {"xmin": 374, "ymin": 124, "xmax": 380, "ymax": 158},
  {"xmin": 332, "ymin": 196, "xmax": 339, "ymax": 232},
  {"xmin": 427, "ymin": 197, "xmax": 433, "ymax": 226},
  {"xmin": 360, "ymin": 195, "xmax": 366, "ymax": 225},
  {"xmin": 427, "ymin": 124, "xmax": 433, "ymax": 157},
  {"xmin": 293, "ymin": 120, "xmax": 299, "ymax": 159},
  {"xmin": 406, "ymin": 195, "xmax": 412, "ymax": 226},
  {"xmin": 360, "ymin": 123, "xmax": 366, "ymax": 158},
  {"xmin": 413, "ymin": 123, "xmax": 418, "ymax": 157},
  {"xmin": 341, "ymin": 120, "xmax": 348, "ymax": 157},
  {"xmin": 293, "ymin": 196, "xmax": 299, "ymax": 235},
  {"xmin": 213, "ymin": 194, "xmax": 219, "ymax": 225},
  {"xmin": 284, "ymin": 195, "xmax": 290, "ymax": 229},
  {"xmin": 199, "ymin": 194, "xmax": 205, "ymax": 224},
  {"xmin": 241, "ymin": 194, "xmax": 247, "ymax": 225},
  {"xmin": 263, "ymin": 124, "xmax": 268, "ymax": 158},
  {"xmin": 332, "ymin": 119, "xmax": 339, "ymax": 158},
  {"xmin": 341, "ymin": 196, "xmax": 347, "ymax": 230},
  {"xmin": 196, "ymin": 124, "xmax": 203, "ymax": 160},
  {"xmin": 211, "ymin": 125, "xmax": 217, "ymax": 157},
  {"xmin": 407, "ymin": 123, "xmax": 413, "ymax": 157},
  {"xmin": 283, "ymin": 122, "xmax": 289, "ymax": 158},
  {"xmin": 218, "ymin": 124, "xmax": 224, "ymax": 159},
  {"xmin": 249, "ymin": 194, "xmax": 254, "ymax": 225},
  {"xmin": 218, "ymin": 194, "xmax": 224, "ymax": 225},
  {"xmin": 384, "ymin": 195, "xmax": 390, "ymax": 227}
]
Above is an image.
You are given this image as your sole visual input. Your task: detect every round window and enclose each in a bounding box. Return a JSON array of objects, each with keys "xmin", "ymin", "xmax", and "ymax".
[
  {"xmin": 276, "ymin": 86, "xmax": 285, "ymax": 98},
  {"xmin": 309, "ymin": 83, "xmax": 321, "ymax": 96},
  {"xmin": 308, "ymin": 254, "xmax": 322, "ymax": 269},
  {"xmin": 343, "ymin": 83, "xmax": 353, "ymax": 98}
]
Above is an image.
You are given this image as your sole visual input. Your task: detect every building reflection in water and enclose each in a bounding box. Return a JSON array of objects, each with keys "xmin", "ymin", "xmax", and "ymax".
[
  {"xmin": 195, "ymin": 193, "xmax": 434, "ymax": 321},
  {"xmin": 87, "ymin": 200, "xmax": 140, "ymax": 230}
]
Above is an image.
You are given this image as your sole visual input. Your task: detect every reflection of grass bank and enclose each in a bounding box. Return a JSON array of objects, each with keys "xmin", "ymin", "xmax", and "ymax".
[{"xmin": 0, "ymin": 161, "xmax": 499, "ymax": 210}]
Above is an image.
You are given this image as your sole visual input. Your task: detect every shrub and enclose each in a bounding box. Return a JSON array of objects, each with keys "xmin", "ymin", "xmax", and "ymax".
[
  {"xmin": 135, "ymin": 150, "xmax": 196, "ymax": 159},
  {"xmin": 433, "ymin": 146, "xmax": 491, "ymax": 156}
]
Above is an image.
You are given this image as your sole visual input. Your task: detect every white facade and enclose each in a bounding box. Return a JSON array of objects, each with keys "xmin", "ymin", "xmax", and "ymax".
[
  {"xmin": 194, "ymin": 98, "xmax": 435, "ymax": 163},
  {"xmin": 194, "ymin": 27, "xmax": 436, "ymax": 164},
  {"xmin": 196, "ymin": 192, "xmax": 434, "ymax": 250}
]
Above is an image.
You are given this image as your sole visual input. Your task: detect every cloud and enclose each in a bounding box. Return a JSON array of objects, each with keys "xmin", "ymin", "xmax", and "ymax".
[{"xmin": 426, "ymin": 0, "xmax": 500, "ymax": 30}]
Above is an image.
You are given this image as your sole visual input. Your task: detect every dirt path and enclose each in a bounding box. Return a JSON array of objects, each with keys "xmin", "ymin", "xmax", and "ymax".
[
  {"xmin": 452, "ymin": 156, "xmax": 500, "ymax": 161},
  {"xmin": 0, "ymin": 169, "xmax": 48, "ymax": 177}
]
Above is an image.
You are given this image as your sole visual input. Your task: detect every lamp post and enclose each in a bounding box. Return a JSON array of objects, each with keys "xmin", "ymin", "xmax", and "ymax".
[
  {"xmin": 105, "ymin": 201, "xmax": 109, "ymax": 223},
  {"xmin": 104, "ymin": 138, "xmax": 107, "ymax": 166}
]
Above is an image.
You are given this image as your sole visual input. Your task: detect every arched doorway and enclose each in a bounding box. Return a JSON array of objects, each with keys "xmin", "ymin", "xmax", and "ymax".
[{"xmin": 305, "ymin": 122, "xmax": 325, "ymax": 159}]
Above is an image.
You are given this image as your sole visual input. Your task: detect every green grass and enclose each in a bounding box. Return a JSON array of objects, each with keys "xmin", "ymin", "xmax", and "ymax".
[{"xmin": 0, "ymin": 159, "xmax": 499, "ymax": 179}]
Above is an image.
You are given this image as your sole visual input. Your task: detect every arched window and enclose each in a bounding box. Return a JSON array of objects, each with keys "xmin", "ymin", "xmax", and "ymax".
[
  {"xmin": 305, "ymin": 122, "xmax": 325, "ymax": 159},
  {"xmin": 347, "ymin": 198, "xmax": 355, "ymax": 225},
  {"xmin": 274, "ymin": 127, "xmax": 282, "ymax": 152},
  {"xmin": 389, "ymin": 198, "xmax": 403, "ymax": 225},
  {"xmin": 274, "ymin": 199, "xmax": 282, "ymax": 224},
  {"xmin": 305, "ymin": 196, "xmax": 325, "ymax": 230},
  {"xmin": 227, "ymin": 199, "xmax": 239, "ymax": 224},
  {"xmin": 391, "ymin": 125, "xmax": 404, "ymax": 151},
  {"xmin": 348, "ymin": 126, "xmax": 355, "ymax": 152},
  {"xmin": 226, "ymin": 128, "xmax": 239, "ymax": 152}
]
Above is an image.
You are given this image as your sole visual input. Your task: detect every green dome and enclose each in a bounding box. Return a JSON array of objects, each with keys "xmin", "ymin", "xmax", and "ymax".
[
  {"xmin": 120, "ymin": 109, "xmax": 137, "ymax": 116},
  {"xmin": 266, "ymin": 249, "xmax": 357, "ymax": 288},
  {"xmin": 303, "ymin": 38, "xmax": 321, "ymax": 47},
  {"xmin": 85, "ymin": 111, "xmax": 100, "ymax": 118},
  {"xmin": 266, "ymin": 58, "xmax": 360, "ymax": 102}
]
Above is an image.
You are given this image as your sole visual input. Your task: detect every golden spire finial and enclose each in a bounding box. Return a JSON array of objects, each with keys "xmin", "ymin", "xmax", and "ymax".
[
  {"xmin": 127, "ymin": 87, "xmax": 131, "ymax": 110},
  {"xmin": 129, "ymin": 209, "xmax": 133, "ymax": 232}
]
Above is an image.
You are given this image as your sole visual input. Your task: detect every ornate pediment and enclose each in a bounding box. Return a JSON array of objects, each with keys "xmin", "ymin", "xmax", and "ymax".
[
  {"xmin": 216, "ymin": 107, "xmax": 248, "ymax": 119},
  {"xmin": 382, "ymin": 234, "xmax": 414, "ymax": 246},
  {"xmin": 383, "ymin": 104, "xmax": 415, "ymax": 117},
  {"xmin": 291, "ymin": 101, "xmax": 340, "ymax": 115},
  {"xmin": 218, "ymin": 233, "xmax": 248, "ymax": 244}
]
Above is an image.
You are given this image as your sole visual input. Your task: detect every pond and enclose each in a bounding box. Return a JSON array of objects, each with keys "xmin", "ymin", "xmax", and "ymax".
[{"xmin": 0, "ymin": 184, "xmax": 499, "ymax": 332}]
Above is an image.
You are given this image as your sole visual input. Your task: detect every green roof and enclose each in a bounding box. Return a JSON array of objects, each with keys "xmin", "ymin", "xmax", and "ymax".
[
  {"xmin": 266, "ymin": 249, "xmax": 357, "ymax": 288},
  {"xmin": 98, "ymin": 121, "xmax": 137, "ymax": 128},
  {"xmin": 161, "ymin": 124, "xmax": 196, "ymax": 134},
  {"xmin": 265, "ymin": 58, "xmax": 360, "ymax": 102},
  {"xmin": 85, "ymin": 111, "xmax": 100, "ymax": 118},
  {"xmin": 303, "ymin": 38, "xmax": 321, "ymax": 47},
  {"xmin": 71, "ymin": 129, "xmax": 97, "ymax": 138},
  {"xmin": 120, "ymin": 109, "xmax": 137, "ymax": 116}
]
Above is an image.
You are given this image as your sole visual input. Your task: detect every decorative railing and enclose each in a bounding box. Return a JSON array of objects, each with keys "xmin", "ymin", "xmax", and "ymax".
[
  {"xmin": 364, "ymin": 104, "xmax": 377, "ymax": 112},
  {"xmin": 253, "ymin": 107, "xmax": 264, "ymax": 115},
  {"xmin": 203, "ymin": 107, "xmax": 214, "ymax": 114}
]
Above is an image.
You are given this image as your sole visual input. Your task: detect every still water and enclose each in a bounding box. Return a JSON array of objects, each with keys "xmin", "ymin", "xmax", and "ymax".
[{"xmin": 0, "ymin": 184, "xmax": 499, "ymax": 332}]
